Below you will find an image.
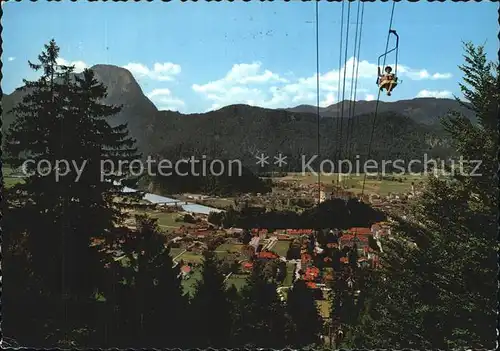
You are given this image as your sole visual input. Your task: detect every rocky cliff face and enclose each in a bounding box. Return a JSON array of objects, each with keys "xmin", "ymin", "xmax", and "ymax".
[
  {"xmin": 82, "ymin": 64, "xmax": 160, "ymax": 154},
  {"xmin": 2, "ymin": 64, "xmax": 159, "ymax": 154}
]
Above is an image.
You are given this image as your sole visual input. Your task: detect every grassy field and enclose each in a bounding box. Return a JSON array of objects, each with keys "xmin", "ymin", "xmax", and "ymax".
[
  {"xmin": 215, "ymin": 243, "xmax": 243, "ymax": 253},
  {"xmin": 184, "ymin": 271, "xmax": 249, "ymax": 296},
  {"xmin": 272, "ymin": 240, "xmax": 291, "ymax": 257},
  {"xmin": 3, "ymin": 176, "xmax": 24, "ymax": 188},
  {"xmin": 201, "ymin": 198, "xmax": 234, "ymax": 209},
  {"xmin": 225, "ymin": 274, "xmax": 248, "ymax": 291},
  {"xmin": 181, "ymin": 269, "xmax": 202, "ymax": 296},
  {"xmin": 128, "ymin": 209, "xmax": 196, "ymax": 229},
  {"xmin": 175, "ymin": 251, "xmax": 204, "ymax": 264},
  {"xmin": 214, "ymin": 242, "xmax": 244, "ymax": 259},
  {"xmin": 283, "ymin": 262, "xmax": 296, "ymax": 286},
  {"xmin": 169, "ymin": 248, "xmax": 185, "ymax": 259},
  {"xmin": 316, "ymin": 300, "xmax": 331, "ymax": 319},
  {"xmin": 274, "ymin": 172, "xmax": 423, "ymax": 195},
  {"xmin": 2, "ymin": 165, "xmax": 25, "ymax": 188}
]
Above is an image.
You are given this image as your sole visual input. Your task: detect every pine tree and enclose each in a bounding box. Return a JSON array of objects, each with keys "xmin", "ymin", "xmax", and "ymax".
[
  {"xmin": 234, "ymin": 260, "xmax": 289, "ymax": 348},
  {"xmin": 225, "ymin": 284, "xmax": 242, "ymax": 346},
  {"xmin": 189, "ymin": 250, "xmax": 233, "ymax": 348},
  {"xmin": 3, "ymin": 39, "xmax": 141, "ymax": 346},
  {"xmin": 132, "ymin": 215, "xmax": 187, "ymax": 348},
  {"xmin": 351, "ymin": 42, "xmax": 498, "ymax": 349},
  {"xmin": 286, "ymin": 279, "xmax": 323, "ymax": 348},
  {"xmin": 101, "ymin": 215, "xmax": 187, "ymax": 348},
  {"xmin": 330, "ymin": 268, "xmax": 350, "ymax": 348},
  {"xmin": 5, "ymin": 39, "xmax": 140, "ymax": 297}
]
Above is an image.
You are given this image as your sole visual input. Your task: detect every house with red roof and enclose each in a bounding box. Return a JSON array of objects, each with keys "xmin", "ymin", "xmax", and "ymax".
[
  {"xmin": 241, "ymin": 261, "xmax": 253, "ymax": 271},
  {"xmin": 302, "ymin": 266, "xmax": 320, "ymax": 282},
  {"xmin": 340, "ymin": 233, "xmax": 369, "ymax": 249},
  {"xmin": 301, "ymin": 253, "xmax": 312, "ymax": 264},
  {"xmin": 306, "ymin": 282, "xmax": 317, "ymax": 289},
  {"xmin": 251, "ymin": 228, "xmax": 268, "ymax": 239},
  {"xmin": 180, "ymin": 265, "xmax": 192, "ymax": 278},
  {"xmin": 257, "ymin": 250, "xmax": 279, "ymax": 260},
  {"xmin": 348, "ymin": 227, "xmax": 372, "ymax": 235},
  {"xmin": 195, "ymin": 230, "xmax": 210, "ymax": 238},
  {"xmin": 286, "ymin": 229, "xmax": 313, "ymax": 236}
]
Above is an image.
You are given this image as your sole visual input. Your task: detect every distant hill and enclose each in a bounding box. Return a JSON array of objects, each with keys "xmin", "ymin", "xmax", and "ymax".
[
  {"xmin": 285, "ymin": 97, "xmax": 475, "ymax": 125},
  {"xmin": 155, "ymin": 105, "xmax": 454, "ymax": 172},
  {"xmin": 2, "ymin": 64, "xmax": 473, "ymax": 168}
]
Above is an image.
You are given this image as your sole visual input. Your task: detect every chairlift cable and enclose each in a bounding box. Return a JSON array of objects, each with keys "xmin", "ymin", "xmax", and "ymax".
[
  {"xmin": 361, "ymin": 1, "xmax": 397, "ymax": 197},
  {"xmin": 338, "ymin": 0, "xmax": 352, "ymax": 195},
  {"xmin": 334, "ymin": 0, "xmax": 345, "ymax": 196},
  {"xmin": 316, "ymin": 0, "xmax": 321, "ymax": 204},
  {"xmin": 345, "ymin": 0, "xmax": 363, "ymax": 166},
  {"xmin": 349, "ymin": 2, "xmax": 365, "ymax": 162}
]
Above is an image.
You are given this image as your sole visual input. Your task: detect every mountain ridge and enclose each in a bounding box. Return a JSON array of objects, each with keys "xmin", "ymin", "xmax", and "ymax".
[
  {"xmin": 2, "ymin": 64, "xmax": 471, "ymax": 162},
  {"xmin": 282, "ymin": 97, "xmax": 474, "ymax": 125}
]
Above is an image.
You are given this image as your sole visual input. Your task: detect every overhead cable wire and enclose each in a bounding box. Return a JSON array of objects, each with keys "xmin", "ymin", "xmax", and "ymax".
[
  {"xmin": 347, "ymin": 1, "xmax": 365, "ymax": 162},
  {"xmin": 345, "ymin": 0, "xmax": 362, "ymax": 165},
  {"xmin": 361, "ymin": 1, "xmax": 397, "ymax": 197},
  {"xmin": 316, "ymin": 0, "xmax": 321, "ymax": 204},
  {"xmin": 334, "ymin": 0, "xmax": 345, "ymax": 194},
  {"xmin": 337, "ymin": 0, "xmax": 352, "ymax": 191}
]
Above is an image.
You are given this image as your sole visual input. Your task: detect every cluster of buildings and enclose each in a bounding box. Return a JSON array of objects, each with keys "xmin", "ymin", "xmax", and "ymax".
[
  {"xmin": 237, "ymin": 223, "xmax": 391, "ymax": 291},
  {"xmin": 233, "ymin": 182, "xmax": 335, "ymax": 210}
]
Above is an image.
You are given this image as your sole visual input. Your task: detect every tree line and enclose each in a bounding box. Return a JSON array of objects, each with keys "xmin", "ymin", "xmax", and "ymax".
[{"xmin": 208, "ymin": 198, "xmax": 386, "ymax": 229}]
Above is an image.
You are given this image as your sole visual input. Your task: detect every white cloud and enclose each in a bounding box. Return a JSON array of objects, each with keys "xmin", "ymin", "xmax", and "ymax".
[
  {"xmin": 146, "ymin": 88, "xmax": 185, "ymax": 111},
  {"xmin": 192, "ymin": 62, "xmax": 287, "ymax": 95},
  {"xmin": 431, "ymin": 72, "xmax": 453, "ymax": 80},
  {"xmin": 320, "ymin": 92, "xmax": 336, "ymax": 107},
  {"xmin": 7, "ymin": 56, "xmax": 15, "ymax": 62},
  {"xmin": 193, "ymin": 59, "xmax": 376, "ymax": 110},
  {"xmin": 123, "ymin": 62, "xmax": 181, "ymax": 81},
  {"xmin": 56, "ymin": 57, "xmax": 88, "ymax": 73},
  {"xmin": 397, "ymin": 65, "xmax": 452, "ymax": 81},
  {"xmin": 193, "ymin": 62, "xmax": 293, "ymax": 110},
  {"xmin": 416, "ymin": 90, "xmax": 452, "ymax": 98},
  {"xmin": 191, "ymin": 58, "xmax": 454, "ymax": 112}
]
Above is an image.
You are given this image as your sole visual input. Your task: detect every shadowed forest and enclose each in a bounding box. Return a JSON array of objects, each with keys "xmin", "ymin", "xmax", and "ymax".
[{"xmin": 1, "ymin": 39, "xmax": 497, "ymax": 349}]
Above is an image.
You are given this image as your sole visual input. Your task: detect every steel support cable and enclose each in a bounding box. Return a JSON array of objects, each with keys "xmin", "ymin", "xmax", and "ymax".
[
  {"xmin": 334, "ymin": 0, "xmax": 345, "ymax": 183},
  {"xmin": 316, "ymin": 0, "xmax": 321, "ymax": 204},
  {"xmin": 338, "ymin": 0, "xmax": 352, "ymax": 189},
  {"xmin": 345, "ymin": 0, "xmax": 362, "ymax": 164},
  {"xmin": 348, "ymin": 1, "xmax": 365, "ymax": 162},
  {"xmin": 361, "ymin": 0, "xmax": 397, "ymax": 197}
]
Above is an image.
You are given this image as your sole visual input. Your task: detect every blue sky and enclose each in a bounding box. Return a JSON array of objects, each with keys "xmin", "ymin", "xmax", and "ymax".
[{"xmin": 2, "ymin": 0, "xmax": 498, "ymax": 113}]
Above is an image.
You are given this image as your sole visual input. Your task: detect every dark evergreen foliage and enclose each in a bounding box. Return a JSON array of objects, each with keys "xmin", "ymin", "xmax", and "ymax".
[
  {"xmin": 2, "ymin": 40, "xmax": 496, "ymax": 350},
  {"xmin": 348, "ymin": 42, "xmax": 498, "ymax": 350},
  {"xmin": 189, "ymin": 251, "xmax": 233, "ymax": 348},
  {"xmin": 286, "ymin": 280, "xmax": 323, "ymax": 347},
  {"xmin": 233, "ymin": 261, "xmax": 289, "ymax": 348}
]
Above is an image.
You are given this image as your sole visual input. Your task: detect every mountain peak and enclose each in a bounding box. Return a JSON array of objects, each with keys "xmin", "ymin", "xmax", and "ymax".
[{"xmin": 84, "ymin": 64, "xmax": 149, "ymax": 105}]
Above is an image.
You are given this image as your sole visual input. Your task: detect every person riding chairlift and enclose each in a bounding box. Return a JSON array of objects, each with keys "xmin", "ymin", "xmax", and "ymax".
[{"xmin": 378, "ymin": 66, "xmax": 397, "ymax": 96}]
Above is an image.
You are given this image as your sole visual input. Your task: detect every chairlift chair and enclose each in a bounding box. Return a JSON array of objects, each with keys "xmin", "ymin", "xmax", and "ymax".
[{"xmin": 376, "ymin": 29, "xmax": 400, "ymax": 95}]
